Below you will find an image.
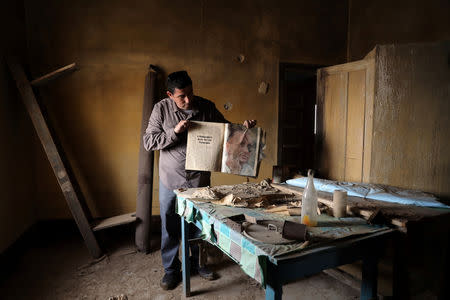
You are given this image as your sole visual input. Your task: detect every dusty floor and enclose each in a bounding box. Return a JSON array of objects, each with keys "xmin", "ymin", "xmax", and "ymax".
[{"xmin": 0, "ymin": 224, "xmax": 360, "ymax": 300}]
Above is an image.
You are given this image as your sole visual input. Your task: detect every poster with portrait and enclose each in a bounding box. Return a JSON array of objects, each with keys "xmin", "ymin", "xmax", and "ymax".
[
  {"xmin": 186, "ymin": 121, "xmax": 262, "ymax": 177},
  {"xmin": 221, "ymin": 124, "xmax": 261, "ymax": 177}
]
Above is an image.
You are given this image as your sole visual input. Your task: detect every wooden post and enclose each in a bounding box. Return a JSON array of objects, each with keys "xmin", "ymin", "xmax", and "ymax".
[{"xmin": 7, "ymin": 57, "xmax": 102, "ymax": 259}]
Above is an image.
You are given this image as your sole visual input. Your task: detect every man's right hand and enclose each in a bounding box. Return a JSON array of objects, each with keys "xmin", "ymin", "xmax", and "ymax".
[{"xmin": 174, "ymin": 120, "xmax": 191, "ymax": 134}]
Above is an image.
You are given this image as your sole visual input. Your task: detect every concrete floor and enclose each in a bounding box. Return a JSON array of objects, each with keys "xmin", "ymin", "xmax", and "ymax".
[{"xmin": 0, "ymin": 225, "xmax": 360, "ymax": 300}]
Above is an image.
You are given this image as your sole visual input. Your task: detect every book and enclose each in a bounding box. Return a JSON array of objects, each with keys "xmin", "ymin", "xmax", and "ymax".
[{"xmin": 185, "ymin": 121, "xmax": 262, "ymax": 177}]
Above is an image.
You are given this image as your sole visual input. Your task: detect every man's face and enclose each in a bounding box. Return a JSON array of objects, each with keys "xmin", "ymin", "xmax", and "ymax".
[
  {"xmin": 167, "ymin": 85, "xmax": 195, "ymax": 110},
  {"xmin": 226, "ymin": 132, "xmax": 252, "ymax": 164}
]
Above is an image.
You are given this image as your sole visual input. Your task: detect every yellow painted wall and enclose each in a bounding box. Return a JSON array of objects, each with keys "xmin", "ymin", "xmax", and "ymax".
[
  {"xmin": 348, "ymin": 0, "xmax": 450, "ymax": 60},
  {"xmin": 24, "ymin": 0, "xmax": 348, "ymax": 218},
  {"xmin": 0, "ymin": 0, "xmax": 36, "ymax": 253}
]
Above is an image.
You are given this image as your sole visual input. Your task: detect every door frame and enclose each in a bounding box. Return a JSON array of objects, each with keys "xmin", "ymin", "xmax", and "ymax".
[{"xmin": 278, "ymin": 63, "xmax": 324, "ymax": 168}]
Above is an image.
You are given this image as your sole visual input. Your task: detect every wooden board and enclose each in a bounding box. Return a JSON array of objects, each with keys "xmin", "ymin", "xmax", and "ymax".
[
  {"xmin": 30, "ymin": 63, "xmax": 77, "ymax": 86},
  {"xmin": 92, "ymin": 212, "xmax": 136, "ymax": 231},
  {"xmin": 322, "ymin": 72, "xmax": 348, "ymax": 180},
  {"xmin": 345, "ymin": 69, "xmax": 366, "ymax": 182},
  {"xmin": 320, "ymin": 59, "xmax": 373, "ymax": 75},
  {"xmin": 362, "ymin": 59, "xmax": 375, "ymax": 183},
  {"xmin": 317, "ymin": 57, "xmax": 375, "ymax": 184},
  {"xmin": 7, "ymin": 57, "xmax": 102, "ymax": 258},
  {"xmin": 272, "ymin": 183, "xmax": 449, "ymax": 230}
]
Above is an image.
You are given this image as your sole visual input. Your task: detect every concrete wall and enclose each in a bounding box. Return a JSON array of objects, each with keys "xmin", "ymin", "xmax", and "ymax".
[
  {"xmin": 371, "ymin": 42, "xmax": 450, "ymax": 199},
  {"xmin": 346, "ymin": 0, "xmax": 450, "ymax": 199},
  {"xmin": 24, "ymin": 0, "xmax": 348, "ymax": 218},
  {"xmin": 348, "ymin": 0, "xmax": 450, "ymax": 60},
  {"xmin": 0, "ymin": 1, "xmax": 36, "ymax": 253}
]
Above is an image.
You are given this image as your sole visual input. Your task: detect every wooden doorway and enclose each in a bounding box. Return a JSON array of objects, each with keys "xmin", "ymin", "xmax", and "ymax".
[{"xmin": 278, "ymin": 63, "xmax": 322, "ymax": 175}]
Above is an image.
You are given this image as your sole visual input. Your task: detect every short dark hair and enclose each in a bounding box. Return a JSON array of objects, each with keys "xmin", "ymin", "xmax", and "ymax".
[{"xmin": 167, "ymin": 71, "xmax": 192, "ymax": 93}]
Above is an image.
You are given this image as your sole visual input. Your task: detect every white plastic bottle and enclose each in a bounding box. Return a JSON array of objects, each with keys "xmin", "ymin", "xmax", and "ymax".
[{"xmin": 301, "ymin": 169, "xmax": 318, "ymax": 226}]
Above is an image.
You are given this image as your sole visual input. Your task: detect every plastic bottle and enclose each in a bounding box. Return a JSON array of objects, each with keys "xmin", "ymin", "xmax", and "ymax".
[{"xmin": 301, "ymin": 170, "xmax": 318, "ymax": 227}]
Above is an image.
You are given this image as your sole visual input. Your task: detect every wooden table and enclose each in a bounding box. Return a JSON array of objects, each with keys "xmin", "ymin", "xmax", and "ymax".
[
  {"xmin": 272, "ymin": 183, "xmax": 450, "ymax": 299},
  {"xmin": 177, "ymin": 192, "xmax": 394, "ymax": 300}
]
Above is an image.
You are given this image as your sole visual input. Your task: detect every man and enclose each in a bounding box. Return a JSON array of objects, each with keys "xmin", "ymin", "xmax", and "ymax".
[
  {"xmin": 223, "ymin": 125, "xmax": 255, "ymax": 176},
  {"xmin": 143, "ymin": 71, "xmax": 256, "ymax": 290}
]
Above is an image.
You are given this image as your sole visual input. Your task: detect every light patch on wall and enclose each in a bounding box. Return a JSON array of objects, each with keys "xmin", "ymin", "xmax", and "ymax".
[
  {"xmin": 224, "ymin": 102, "xmax": 233, "ymax": 111},
  {"xmin": 258, "ymin": 82, "xmax": 269, "ymax": 95}
]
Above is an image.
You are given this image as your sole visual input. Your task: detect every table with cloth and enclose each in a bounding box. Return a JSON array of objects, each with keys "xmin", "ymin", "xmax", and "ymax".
[{"xmin": 175, "ymin": 187, "xmax": 394, "ymax": 300}]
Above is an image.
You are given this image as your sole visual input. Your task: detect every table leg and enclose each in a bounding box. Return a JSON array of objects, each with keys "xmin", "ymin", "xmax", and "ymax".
[
  {"xmin": 266, "ymin": 262, "xmax": 282, "ymax": 300},
  {"xmin": 181, "ymin": 218, "xmax": 191, "ymax": 297},
  {"xmin": 361, "ymin": 255, "xmax": 378, "ymax": 300},
  {"xmin": 265, "ymin": 283, "xmax": 282, "ymax": 300},
  {"xmin": 393, "ymin": 232, "xmax": 409, "ymax": 300}
]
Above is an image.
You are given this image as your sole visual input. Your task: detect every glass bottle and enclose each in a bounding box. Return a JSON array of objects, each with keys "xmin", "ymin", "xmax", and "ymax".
[{"xmin": 301, "ymin": 169, "xmax": 318, "ymax": 226}]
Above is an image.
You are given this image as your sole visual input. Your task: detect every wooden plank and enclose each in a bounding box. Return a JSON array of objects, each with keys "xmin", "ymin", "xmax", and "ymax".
[
  {"xmin": 92, "ymin": 212, "xmax": 137, "ymax": 231},
  {"xmin": 271, "ymin": 183, "xmax": 449, "ymax": 229},
  {"xmin": 30, "ymin": 63, "xmax": 77, "ymax": 86},
  {"xmin": 321, "ymin": 58, "xmax": 374, "ymax": 75},
  {"xmin": 7, "ymin": 57, "xmax": 102, "ymax": 259},
  {"xmin": 321, "ymin": 72, "xmax": 348, "ymax": 180},
  {"xmin": 362, "ymin": 59, "xmax": 375, "ymax": 183},
  {"xmin": 345, "ymin": 69, "xmax": 366, "ymax": 182}
]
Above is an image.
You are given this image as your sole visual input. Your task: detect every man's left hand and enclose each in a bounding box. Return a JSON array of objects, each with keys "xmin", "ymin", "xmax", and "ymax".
[{"xmin": 243, "ymin": 120, "xmax": 257, "ymax": 129}]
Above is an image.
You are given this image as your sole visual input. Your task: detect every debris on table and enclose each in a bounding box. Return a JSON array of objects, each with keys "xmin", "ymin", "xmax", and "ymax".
[
  {"xmin": 243, "ymin": 220, "xmax": 296, "ymax": 244},
  {"xmin": 212, "ymin": 194, "xmax": 247, "ymax": 207},
  {"xmin": 191, "ymin": 187, "xmax": 222, "ymax": 199},
  {"xmin": 210, "ymin": 193, "xmax": 271, "ymax": 208},
  {"xmin": 182, "ymin": 179, "xmax": 300, "ymax": 209}
]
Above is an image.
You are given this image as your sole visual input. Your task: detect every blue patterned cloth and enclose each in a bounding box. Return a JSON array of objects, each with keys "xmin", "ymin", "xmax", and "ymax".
[{"xmin": 176, "ymin": 194, "xmax": 388, "ymax": 285}]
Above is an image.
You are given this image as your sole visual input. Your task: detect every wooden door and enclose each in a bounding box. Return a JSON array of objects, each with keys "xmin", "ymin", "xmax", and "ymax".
[{"xmin": 316, "ymin": 58, "xmax": 374, "ymax": 182}]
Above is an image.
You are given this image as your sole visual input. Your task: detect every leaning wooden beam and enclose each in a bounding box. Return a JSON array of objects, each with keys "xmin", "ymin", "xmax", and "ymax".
[
  {"xmin": 7, "ymin": 57, "xmax": 102, "ymax": 259},
  {"xmin": 30, "ymin": 63, "xmax": 77, "ymax": 87}
]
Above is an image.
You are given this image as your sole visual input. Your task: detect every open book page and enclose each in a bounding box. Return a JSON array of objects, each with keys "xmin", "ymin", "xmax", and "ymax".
[
  {"xmin": 185, "ymin": 121, "xmax": 225, "ymax": 172},
  {"xmin": 221, "ymin": 123, "xmax": 261, "ymax": 177}
]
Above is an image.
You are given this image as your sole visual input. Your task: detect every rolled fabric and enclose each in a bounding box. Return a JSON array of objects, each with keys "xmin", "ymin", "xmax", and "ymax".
[{"xmin": 135, "ymin": 65, "xmax": 159, "ymax": 253}]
